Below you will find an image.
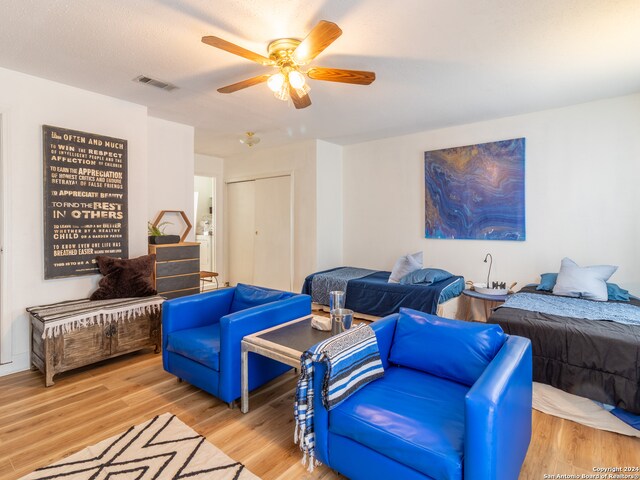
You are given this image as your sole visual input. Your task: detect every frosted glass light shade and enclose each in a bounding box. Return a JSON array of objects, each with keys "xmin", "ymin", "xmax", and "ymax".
[
  {"xmin": 288, "ymin": 70, "xmax": 305, "ymax": 89},
  {"xmin": 267, "ymin": 73, "xmax": 285, "ymax": 92}
]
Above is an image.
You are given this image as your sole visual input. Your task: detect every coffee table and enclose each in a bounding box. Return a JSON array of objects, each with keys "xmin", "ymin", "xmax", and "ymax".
[{"xmin": 240, "ymin": 315, "xmax": 331, "ymax": 413}]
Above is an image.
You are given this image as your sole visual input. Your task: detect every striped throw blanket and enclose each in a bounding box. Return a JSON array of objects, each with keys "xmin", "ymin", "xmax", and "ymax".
[
  {"xmin": 294, "ymin": 324, "xmax": 384, "ymax": 472},
  {"xmin": 26, "ymin": 295, "xmax": 165, "ymax": 339}
]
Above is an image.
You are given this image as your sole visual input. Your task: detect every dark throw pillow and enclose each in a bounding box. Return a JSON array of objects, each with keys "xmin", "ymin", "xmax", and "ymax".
[{"xmin": 90, "ymin": 254, "xmax": 157, "ymax": 301}]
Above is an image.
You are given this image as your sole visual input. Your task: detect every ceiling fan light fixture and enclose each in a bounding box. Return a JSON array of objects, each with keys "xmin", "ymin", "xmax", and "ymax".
[
  {"xmin": 203, "ymin": 20, "xmax": 374, "ymax": 110},
  {"xmin": 267, "ymin": 73, "xmax": 285, "ymax": 92},
  {"xmin": 239, "ymin": 131, "xmax": 260, "ymax": 147},
  {"xmin": 288, "ymin": 70, "xmax": 306, "ymax": 89},
  {"xmin": 273, "ymin": 84, "xmax": 289, "ymax": 102}
]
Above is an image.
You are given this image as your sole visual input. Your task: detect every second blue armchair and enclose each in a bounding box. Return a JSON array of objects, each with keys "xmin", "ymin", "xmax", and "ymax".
[
  {"xmin": 162, "ymin": 283, "xmax": 311, "ymax": 405},
  {"xmin": 311, "ymin": 308, "xmax": 532, "ymax": 480}
]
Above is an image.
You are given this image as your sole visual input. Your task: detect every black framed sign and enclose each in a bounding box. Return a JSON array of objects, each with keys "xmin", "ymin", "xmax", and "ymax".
[{"xmin": 43, "ymin": 125, "xmax": 129, "ymax": 279}]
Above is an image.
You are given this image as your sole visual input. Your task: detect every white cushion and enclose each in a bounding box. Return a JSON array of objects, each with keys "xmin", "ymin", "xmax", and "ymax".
[
  {"xmin": 552, "ymin": 257, "xmax": 617, "ymax": 302},
  {"xmin": 388, "ymin": 251, "xmax": 423, "ymax": 283}
]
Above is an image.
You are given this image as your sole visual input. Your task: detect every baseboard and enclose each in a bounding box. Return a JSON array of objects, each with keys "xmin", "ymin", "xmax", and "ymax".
[{"xmin": 0, "ymin": 351, "xmax": 29, "ymax": 377}]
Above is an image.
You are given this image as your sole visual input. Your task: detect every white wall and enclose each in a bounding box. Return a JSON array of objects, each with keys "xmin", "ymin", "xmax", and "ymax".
[
  {"xmin": 147, "ymin": 117, "xmax": 195, "ymax": 241},
  {"xmin": 0, "ymin": 67, "xmax": 194, "ymax": 376},
  {"xmin": 343, "ymin": 93, "xmax": 640, "ymax": 294},
  {"xmin": 316, "ymin": 140, "xmax": 343, "ymax": 270},
  {"xmin": 195, "ymin": 154, "xmax": 225, "ymax": 283},
  {"xmin": 224, "ymin": 141, "xmax": 317, "ymax": 291}
]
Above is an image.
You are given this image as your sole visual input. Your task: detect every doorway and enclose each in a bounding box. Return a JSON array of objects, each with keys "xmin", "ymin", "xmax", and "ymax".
[{"xmin": 194, "ymin": 175, "xmax": 217, "ymax": 289}]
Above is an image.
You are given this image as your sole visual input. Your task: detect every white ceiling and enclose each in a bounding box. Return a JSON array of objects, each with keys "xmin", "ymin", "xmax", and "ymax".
[{"xmin": 0, "ymin": 0, "xmax": 639, "ymax": 157}]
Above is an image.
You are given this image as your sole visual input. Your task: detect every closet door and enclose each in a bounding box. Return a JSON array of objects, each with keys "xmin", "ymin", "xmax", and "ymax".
[
  {"xmin": 253, "ymin": 176, "xmax": 292, "ymax": 291},
  {"xmin": 227, "ymin": 181, "xmax": 256, "ymax": 286}
]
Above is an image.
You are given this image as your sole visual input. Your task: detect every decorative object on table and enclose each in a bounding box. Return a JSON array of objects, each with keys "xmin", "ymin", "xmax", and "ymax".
[
  {"xmin": 150, "ymin": 210, "xmax": 192, "ymax": 243},
  {"xmin": 295, "ymin": 324, "xmax": 384, "ymax": 472},
  {"xmin": 147, "ymin": 220, "xmax": 180, "ymax": 245},
  {"xmin": 472, "ymin": 283, "xmax": 511, "ymax": 296},
  {"xmin": 239, "ymin": 131, "xmax": 261, "ymax": 147},
  {"xmin": 26, "ymin": 295, "xmax": 164, "ymax": 386},
  {"xmin": 19, "ymin": 413, "xmax": 258, "ymax": 479},
  {"xmin": 148, "ymin": 242, "xmax": 200, "ymax": 299},
  {"xmin": 90, "ymin": 254, "xmax": 157, "ymax": 301},
  {"xmin": 388, "ymin": 251, "xmax": 423, "ymax": 283},
  {"xmin": 42, "ymin": 125, "xmax": 128, "ymax": 279},
  {"xmin": 311, "ymin": 315, "xmax": 332, "ymax": 331},
  {"xmin": 424, "ymin": 137, "xmax": 525, "ymax": 241},
  {"xmin": 329, "ymin": 290, "xmax": 345, "ymax": 311},
  {"xmin": 202, "ymin": 20, "xmax": 375, "ymax": 110},
  {"xmin": 330, "ymin": 308, "xmax": 354, "ymax": 335}
]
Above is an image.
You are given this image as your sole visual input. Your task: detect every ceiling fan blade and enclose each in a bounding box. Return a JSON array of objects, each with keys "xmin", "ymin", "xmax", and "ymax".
[
  {"xmin": 292, "ymin": 20, "xmax": 342, "ymax": 64},
  {"xmin": 217, "ymin": 74, "xmax": 271, "ymax": 93},
  {"xmin": 307, "ymin": 67, "xmax": 376, "ymax": 85},
  {"xmin": 202, "ymin": 36, "xmax": 273, "ymax": 65},
  {"xmin": 290, "ymin": 88, "xmax": 312, "ymax": 109}
]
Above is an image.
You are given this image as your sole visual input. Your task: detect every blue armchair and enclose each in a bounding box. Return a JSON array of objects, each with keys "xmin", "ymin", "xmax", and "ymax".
[
  {"xmin": 162, "ymin": 283, "xmax": 311, "ymax": 405},
  {"xmin": 312, "ymin": 308, "xmax": 532, "ymax": 480}
]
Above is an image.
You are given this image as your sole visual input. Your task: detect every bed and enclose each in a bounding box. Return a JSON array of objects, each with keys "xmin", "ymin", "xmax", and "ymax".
[
  {"xmin": 301, "ymin": 267, "xmax": 465, "ymax": 319},
  {"xmin": 489, "ymin": 285, "xmax": 640, "ymax": 414}
]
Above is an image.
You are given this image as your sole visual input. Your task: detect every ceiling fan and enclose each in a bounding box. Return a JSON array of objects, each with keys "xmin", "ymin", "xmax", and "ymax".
[{"xmin": 201, "ymin": 20, "xmax": 376, "ymax": 109}]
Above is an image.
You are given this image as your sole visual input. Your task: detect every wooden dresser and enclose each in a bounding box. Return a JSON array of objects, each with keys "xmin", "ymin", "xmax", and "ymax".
[{"xmin": 149, "ymin": 242, "xmax": 200, "ymax": 299}]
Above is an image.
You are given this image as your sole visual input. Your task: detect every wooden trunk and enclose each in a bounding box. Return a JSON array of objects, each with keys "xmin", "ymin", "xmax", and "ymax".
[{"xmin": 30, "ymin": 310, "xmax": 161, "ymax": 387}]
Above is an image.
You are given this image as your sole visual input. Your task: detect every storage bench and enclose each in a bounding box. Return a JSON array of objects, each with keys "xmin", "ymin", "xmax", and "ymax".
[{"xmin": 27, "ymin": 296, "xmax": 164, "ymax": 386}]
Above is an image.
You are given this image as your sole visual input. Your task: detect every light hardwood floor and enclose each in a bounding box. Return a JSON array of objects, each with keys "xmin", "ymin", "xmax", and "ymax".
[{"xmin": 0, "ymin": 351, "xmax": 638, "ymax": 479}]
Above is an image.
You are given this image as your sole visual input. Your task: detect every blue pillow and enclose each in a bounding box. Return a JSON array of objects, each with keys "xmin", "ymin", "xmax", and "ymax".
[
  {"xmin": 230, "ymin": 283, "xmax": 290, "ymax": 313},
  {"xmin": 536, "ymin": 273, "xmax": 558, "ymax": 291},
  {"xmin": 536, "ymin": 272, "xmax": 631, "ymax": 302},
  {"xmin": 388, "ymin": 308, "xmax": 506, "ymax": 386},
  {"xmin": 399, "ymin": 268, "xmax": 453, "ymax": 285},
  {"xmin": 607, "ymin": 283, "xmax": 630, "ymax": 302}
]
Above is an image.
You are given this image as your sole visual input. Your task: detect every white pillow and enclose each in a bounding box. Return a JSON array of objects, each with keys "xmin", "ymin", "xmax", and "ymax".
[
  {"xmin": 552, "ymin": 257, "xmax": 617, "ymax": 302},
  {"xmin": 389, "ymin": 251, "xmax": 423, "ymax": 283}
]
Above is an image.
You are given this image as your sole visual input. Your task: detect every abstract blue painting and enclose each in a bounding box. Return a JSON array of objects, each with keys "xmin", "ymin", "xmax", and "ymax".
[{"xmin": 424, "ymin": 138, "xmax": 525, "ymax": 241}]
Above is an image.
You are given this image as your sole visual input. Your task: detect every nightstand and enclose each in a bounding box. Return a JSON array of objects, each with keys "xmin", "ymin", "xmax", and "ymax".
[{"xmin": 462, "ymin": 289, "xmax": 510, "ymax": 322}]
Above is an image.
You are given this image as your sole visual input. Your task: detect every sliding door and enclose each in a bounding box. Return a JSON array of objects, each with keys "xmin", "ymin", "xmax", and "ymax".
[
  {"xmin": 227, "ymin": 181, "xmax": 256, "ymax": 286},
  {"xmin": 227, "ymin": 175, "xmax": 292, "ymax": 291},
  {"xmin": 253, "ymin": 176, "xmax": 292, "ymax": 291}
]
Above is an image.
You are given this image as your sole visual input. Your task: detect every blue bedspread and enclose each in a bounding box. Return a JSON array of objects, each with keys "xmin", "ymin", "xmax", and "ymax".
[
  {"xmin": 310, "ymin": 267, "xmax": 376, "ymax": 305},
  {"xmin": 502, "ymin": 292, "xmax": 640, "ymax": 326},
  {"xmin": 302, "ymin": 268, "xmax": 464, "ymax": 317}
]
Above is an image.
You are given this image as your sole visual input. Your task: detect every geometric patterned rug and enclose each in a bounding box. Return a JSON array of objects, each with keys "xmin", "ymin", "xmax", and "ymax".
[{"xmin": 20, "ymin": 413, "xmax": 260, "ymax": 479}]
